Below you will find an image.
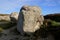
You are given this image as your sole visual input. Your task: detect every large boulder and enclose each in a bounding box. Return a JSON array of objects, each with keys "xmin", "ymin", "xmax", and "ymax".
[
  {"xmin": 17, "ymin": 5, "xmax": 44, "ymax": 35},
  {"xmin": 10, "ymin": 12, "xmax": 19, "ymax": 23}
]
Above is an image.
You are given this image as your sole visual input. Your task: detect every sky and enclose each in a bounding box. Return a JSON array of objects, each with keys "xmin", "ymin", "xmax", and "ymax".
[{"xmin": 0, "ymin": 0, "xmax": 60, "ymax": 15}]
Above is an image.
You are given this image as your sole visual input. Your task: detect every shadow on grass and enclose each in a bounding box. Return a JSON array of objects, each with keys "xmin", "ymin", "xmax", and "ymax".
[{"xmin": 0, "ymin": 22, "xmax": 17, "ymax": 29}]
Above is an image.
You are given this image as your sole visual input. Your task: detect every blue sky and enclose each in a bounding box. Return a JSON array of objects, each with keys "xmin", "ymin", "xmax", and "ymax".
[{"xmin": 0, "ymin": 0, "xmax": 60, "ymax": 15}]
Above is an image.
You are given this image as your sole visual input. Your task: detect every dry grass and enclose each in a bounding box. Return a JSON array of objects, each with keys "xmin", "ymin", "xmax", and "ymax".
[{"xmin": 0, "ymin": 14, "xmax": 9, "ymax": 16}]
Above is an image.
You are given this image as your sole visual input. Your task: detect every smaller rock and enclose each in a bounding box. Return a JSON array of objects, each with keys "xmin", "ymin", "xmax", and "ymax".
[
  {"xmin": 10, "ymin": 12, "xmax": 19, "ymax": 23},
  {"xmin": 0, "ymin": 14, "xmax": 10, "ymax": 21}
]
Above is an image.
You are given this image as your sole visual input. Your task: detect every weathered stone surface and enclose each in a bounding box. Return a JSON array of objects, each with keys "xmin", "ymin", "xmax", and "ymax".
[
  {"xmin": 10, "ymin": 12, "xmax": 19, "ymax": 23},
  {"xmin": 17, "ymin": 5, "xmax": 44, "ymax": 35}
]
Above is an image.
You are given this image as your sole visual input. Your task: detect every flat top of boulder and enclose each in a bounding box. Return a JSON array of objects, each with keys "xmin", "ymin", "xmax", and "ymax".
[{"xmin": 10, "ymin": 12, "xmax": 18, "ymax": 16}]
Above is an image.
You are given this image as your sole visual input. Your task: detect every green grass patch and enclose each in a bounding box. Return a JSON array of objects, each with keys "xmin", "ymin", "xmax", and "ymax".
[{"xmin": 51, "ymin": 21, "xmax": 60, "ymax": 26}]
